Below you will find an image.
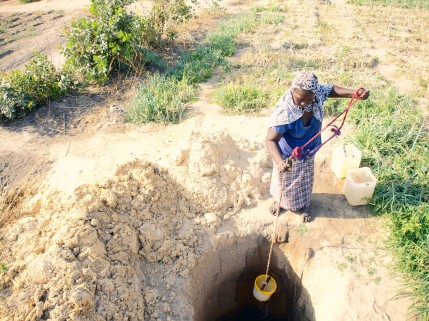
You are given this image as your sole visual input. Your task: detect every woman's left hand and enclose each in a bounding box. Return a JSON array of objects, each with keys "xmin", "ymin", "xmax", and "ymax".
[{"xmin": 358, "ymin": 88, "xmax": 370, "ymax": 100}]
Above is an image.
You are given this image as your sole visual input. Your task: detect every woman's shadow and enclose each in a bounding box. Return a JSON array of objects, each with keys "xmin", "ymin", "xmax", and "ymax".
[{"xmin": 309, "ymin": 192, "xmax": 373, "ymax": 219}]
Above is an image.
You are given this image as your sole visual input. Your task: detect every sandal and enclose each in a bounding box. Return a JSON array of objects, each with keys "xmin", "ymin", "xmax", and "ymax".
[
  {"xmin": 301, "ymin": 205, "xmax": 312, "ymax": 222},
  {"xmin": 269, "ymin": 201, "xmax": 281, "ymax": 216}
]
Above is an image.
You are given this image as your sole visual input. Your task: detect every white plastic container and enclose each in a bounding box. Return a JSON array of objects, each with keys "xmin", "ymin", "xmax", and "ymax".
[
  {"xmin": 331, "ymin": 144, "xmax": 362, "ymax": 179},
  {"xmin": 343, "ymin": 167, "xmax": 377, "ymax": 206},
  {"xmin": 253, "ymin": 275, "xmax": 277, "ymax": 301}
]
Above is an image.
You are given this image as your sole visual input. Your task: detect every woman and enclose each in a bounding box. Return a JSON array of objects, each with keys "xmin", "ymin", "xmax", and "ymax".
[{"xmin": 266, "ymin": 71, "xmax": 369, "ymax": 222}]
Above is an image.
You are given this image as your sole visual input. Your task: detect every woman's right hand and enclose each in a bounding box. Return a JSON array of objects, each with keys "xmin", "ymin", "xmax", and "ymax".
[
  {"xmin": 357, "ymin": 88, "xmax": 370, "ymax": 100},
  {"xmin": 277, "ymin": 158, "xmax": 293, "ymax": 172}
]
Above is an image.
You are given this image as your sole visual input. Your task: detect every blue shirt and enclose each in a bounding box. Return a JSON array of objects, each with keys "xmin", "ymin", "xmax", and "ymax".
[{"xmin": 272, "ymin": 116, "xmax": 322, "ymax": 159}]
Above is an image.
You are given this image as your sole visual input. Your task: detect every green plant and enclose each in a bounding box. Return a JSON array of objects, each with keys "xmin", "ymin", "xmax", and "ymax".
[
  {"xmin": 258, "ymin": 12, "xmax": 284, "ymax": 25},
  {"xmin": 63, "ymin": 0, "xmax": 195, "ymax": 84},
  {"xmin": 372, "ymin": 276, "xmax": 382, "ymax": 284},
  {"xmin": 63, "ymin": 0, "xmax": 143, "ymax": 84},
  {"xmin": 368, "ymin": 267, "xmax": 377, "ymax": 276},
  {"xmin": 336, "ymin": 261, "xmax": 348, "ymax": 272},
  {"xmin": 169, "ymin": 44, "xmax": 226, "ymax": 84},
  {"xmin": 252, "ymin": 5, "xmax": 286, "ymax": 12},
  {"xmin": 127, "ymin": 74, "xmax": 197, "ymax": 123},
  {"xmin": 296, "ymin": 223, "xmax": 308, "ymax": 236},
  {"xmin": 0, "ymin": 53, "xmax": 76, "ymax": 120},
  {"xmin": 147, "ymin": 0, "xmax": 195, "ymax": 43},
  {"xmin": 18, "ymin": 0, "xmax": 39, "ymax": 3},
  {"xmin": 346, "ymin": 255, "xmax": 356, "ymax": 264},
  {"xmin": 347, "ymin": 0, "xmax": 429, "ymax": 9},
  {"xmin": 214, "ymin": 82, "xmax": 269, "ymax": 114},
  {"xmin": 0, "ymin": 263, "xmax": 6, "ymax": 272},
  {"xmin": 347, "ymin": 85, "xmax": 429, "ymax": 318}
]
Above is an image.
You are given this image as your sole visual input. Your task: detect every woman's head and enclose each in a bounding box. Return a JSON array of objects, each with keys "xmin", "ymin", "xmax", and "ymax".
[
  {"xmin": 291, "ymin": 71, "xmax": 318, "ymax": 108},
  {"xmin": 292, "ymin": 88, "xmax": 315, "ymax": 108}
]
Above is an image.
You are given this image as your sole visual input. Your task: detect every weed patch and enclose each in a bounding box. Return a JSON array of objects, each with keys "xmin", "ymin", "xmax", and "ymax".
[
  {"xmin": 127, "ymin": 74, "xmax": 197, "ymax": 124},
  {"xmin": 348, "ymin": 0, "xmax": 429, "ymax": 9},
  {"xmin": 214, "ymin": 83, "xmax": 270, "ymax": 113},
  {"xmin": 347, "ymin": 85, "xmax": 429, "ymax": 319}
]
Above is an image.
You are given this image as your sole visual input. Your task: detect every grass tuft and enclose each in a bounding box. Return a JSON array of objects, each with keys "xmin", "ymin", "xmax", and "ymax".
[
  {"xmin": 214, "ymin": 83, "xmax": 270, "ymax": 114},
  {"xmin": 127, "ymin": 74, "xmax": 197, "ymax": 124}
]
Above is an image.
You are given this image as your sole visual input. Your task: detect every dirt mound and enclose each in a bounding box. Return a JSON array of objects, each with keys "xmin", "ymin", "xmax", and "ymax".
[{"xmin": 0, "ymin": 131, "xmax": 272, "ymax": 321}]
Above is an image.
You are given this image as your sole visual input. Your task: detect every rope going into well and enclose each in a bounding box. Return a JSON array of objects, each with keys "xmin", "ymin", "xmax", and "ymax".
[{"xmin": 263, "ymin": 171, "xmax": 285, "ymax": 284}]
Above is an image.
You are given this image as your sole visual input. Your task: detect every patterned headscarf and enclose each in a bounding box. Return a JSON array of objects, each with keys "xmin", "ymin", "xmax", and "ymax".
[
  {"xmin": 292, "ymin": 71, "xmax": 319, "ymax": 96},
  {"xmin": 269, "ymin": 71, "xmax": 332, "ymax": 127}
]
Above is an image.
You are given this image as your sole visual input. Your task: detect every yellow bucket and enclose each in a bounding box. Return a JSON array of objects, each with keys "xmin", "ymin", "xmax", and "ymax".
[{"xmin": 253, "ymin": 275, "xmax": 277, "ymax": 301}]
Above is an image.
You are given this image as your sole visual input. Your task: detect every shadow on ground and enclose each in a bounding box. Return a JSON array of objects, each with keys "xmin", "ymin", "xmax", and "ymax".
[{"xmin": 311, "ymin": 192, "xmax": 373, "ymax": 219}]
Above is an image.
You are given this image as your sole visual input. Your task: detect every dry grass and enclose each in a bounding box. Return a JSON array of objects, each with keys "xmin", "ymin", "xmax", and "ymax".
[{"xmin": 352, "ymin": 6, "xmax": 429, "ymax": 98}]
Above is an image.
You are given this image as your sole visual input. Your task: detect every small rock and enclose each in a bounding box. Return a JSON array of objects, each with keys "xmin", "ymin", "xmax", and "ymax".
[{"xmin": 145, "ymin": 289, "xmax": 158, "ymax": 303}]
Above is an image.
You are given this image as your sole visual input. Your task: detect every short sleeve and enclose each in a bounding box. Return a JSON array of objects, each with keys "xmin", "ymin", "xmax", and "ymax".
[
  {"xmin": 318, "ymin": 83, "xmax": 333, "ymax": 104},
  {"xmin": 271, "ymin": 123, "xmax": 294, "ymax": 135}
]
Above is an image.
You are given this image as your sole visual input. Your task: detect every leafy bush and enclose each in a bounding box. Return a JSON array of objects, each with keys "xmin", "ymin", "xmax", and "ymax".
[
  {"xmin": 127, "ymin": 74, "xmax": 196, "ymax": 124},
  {"xmin": 0, "ymin": 53, "xmax": 75, "ymax": 120},
  {"xmin": 18, "ymin": 0, "xmax": 39, "ymax": 3},
  {"xmin": 63, "ymin": 0, "xmax": 144, "ymax": 84},
  {"xmin": 63, "ymin": 0, "xmax": 195, "ymax": 84}
]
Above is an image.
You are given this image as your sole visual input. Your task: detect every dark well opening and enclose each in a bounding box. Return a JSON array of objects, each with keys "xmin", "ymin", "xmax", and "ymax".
[{"xmin": 194, "ymin": 234, "xmax": 314, "ymax": 321}]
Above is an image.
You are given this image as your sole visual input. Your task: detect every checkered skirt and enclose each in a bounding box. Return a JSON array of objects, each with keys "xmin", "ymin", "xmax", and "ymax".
[{"xmin": 269, "ymin": 157, "xmax": 315, "ymax": 211}]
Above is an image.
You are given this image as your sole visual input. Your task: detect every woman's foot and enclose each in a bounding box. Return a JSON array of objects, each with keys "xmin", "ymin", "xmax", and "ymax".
[
  {"xmin": 270, "ymin": 201, "xmax": 280, "ymax": 216},
  {"xmin": 301, "ymin": 205, "xmax": 312, "ymax": 222}
]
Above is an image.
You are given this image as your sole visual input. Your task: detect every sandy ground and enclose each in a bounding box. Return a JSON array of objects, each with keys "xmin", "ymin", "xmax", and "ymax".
[{"xmin": 0, "ymin": 0, "xmax": 422, "ymax": 320}]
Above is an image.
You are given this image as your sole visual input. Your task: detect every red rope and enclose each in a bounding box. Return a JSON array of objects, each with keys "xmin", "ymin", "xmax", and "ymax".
[{"xmin": 291, "ymin": 88, "xmax": 365, "ymax": 160}]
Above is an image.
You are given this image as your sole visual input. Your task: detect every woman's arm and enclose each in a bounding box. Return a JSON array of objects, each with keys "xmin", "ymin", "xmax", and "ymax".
[
  {"xmin": 266, "ymin": 128, "xmax": 289, "ymax": 172},
  {"xmin": 329, "ymin": 85, "xmax": 370, "ymax": 99}
]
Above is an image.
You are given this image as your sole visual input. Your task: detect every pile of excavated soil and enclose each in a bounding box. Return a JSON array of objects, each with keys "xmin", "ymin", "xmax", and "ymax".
[{"xmin": 0, "ymin": 131, "xmax": 273, "ymax": 321}]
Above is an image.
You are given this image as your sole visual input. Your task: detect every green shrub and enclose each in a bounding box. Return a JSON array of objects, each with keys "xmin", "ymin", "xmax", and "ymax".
[
  {"xmin": 63, "ymin": 0, "xmax": 144, "ymax": 84},
  {"xmin": 18, "ymin": 0, "xmax": 39, "ymax": 3},
  {"xmin": 63, "ymin": 0, "xmax": 195, "ymax": 84},
  {"xmin": 0, "ymin": 53, "xmax": 75, "ymax": 120},
  {"xmin": 127, "ymin": 74, "xmax": 197, "ymax": 123}
]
